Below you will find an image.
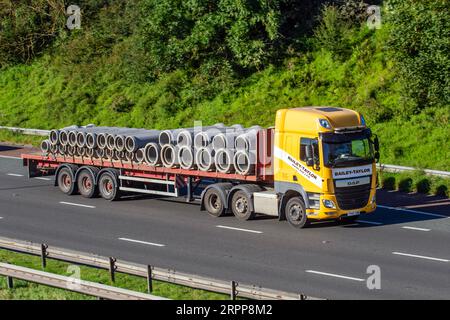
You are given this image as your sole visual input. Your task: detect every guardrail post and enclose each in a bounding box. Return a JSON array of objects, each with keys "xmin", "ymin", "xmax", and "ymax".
[
  {"xmin": 230, "ymin": 281, "xmax": 237, "ymax": 300},
  {"xmin": 147, "ymin": 265, "xmax": 153, "ymax": 293},
  {"xmin": 6, "ymin": 276, "xmax": 13, "ymax": 289},
  {"xmin": 109, "ymin": 257, "xmax": 117, "ymax": 283},
  {"xmin": 41, "ymin": 243, "xmax": 48, "ymax": 269}
]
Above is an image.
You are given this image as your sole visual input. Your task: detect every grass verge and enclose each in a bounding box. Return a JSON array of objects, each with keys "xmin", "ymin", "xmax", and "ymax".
[
  {"xmin": 0, "ymin": 130, "xmax": 43, "ymax": 147},
  {"xmin": 0, "ymin": 249, "xmax": 228, "ymax": 300}
]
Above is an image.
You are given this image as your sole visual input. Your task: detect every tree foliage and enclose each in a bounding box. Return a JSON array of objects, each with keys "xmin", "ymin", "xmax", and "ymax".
[
  {"xmin": 386, "ymin": 0, "xmax": 449, "ymax": 110},
  {"xmin": 0, "ymin": 0, "xmax": 65, "ymax": 67}
]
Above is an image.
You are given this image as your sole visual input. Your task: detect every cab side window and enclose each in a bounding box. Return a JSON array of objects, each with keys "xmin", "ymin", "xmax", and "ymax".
[{"xmin": 300, "ymin": 138, "xmax": 319, "ymax": 163}]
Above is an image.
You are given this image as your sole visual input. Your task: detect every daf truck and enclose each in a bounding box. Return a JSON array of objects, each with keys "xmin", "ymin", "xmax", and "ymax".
[{"xmin": 22, "ymin": 106, "xmax": 380, "ymax": 228}]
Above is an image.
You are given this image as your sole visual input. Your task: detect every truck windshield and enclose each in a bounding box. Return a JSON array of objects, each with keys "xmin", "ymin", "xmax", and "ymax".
[{"xmin": 323, "ymin": 138, "xmax": 374, "ymax": 168}]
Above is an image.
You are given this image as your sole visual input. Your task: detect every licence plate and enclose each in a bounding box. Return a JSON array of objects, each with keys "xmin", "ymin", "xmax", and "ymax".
[{"xmin": 347, "ymin": 211, "xmax": 360, "ymax": 217}]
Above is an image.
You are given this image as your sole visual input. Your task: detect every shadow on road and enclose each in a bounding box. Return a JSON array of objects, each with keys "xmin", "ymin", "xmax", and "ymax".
[{"xmin": 0, "ymin": 145, "xmax": 21, "ymax": 152}]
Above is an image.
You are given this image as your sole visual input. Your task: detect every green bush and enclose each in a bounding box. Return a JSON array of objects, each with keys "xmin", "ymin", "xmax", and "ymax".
[
  {"xmin": 381, "ymin": 175, "xmax": 396, "ymax": 190},
  {"xmin": 398, "ymin": 177, "xmax": 413, "ymax": 193},
  {"xmin": 416, "ymin": 178, "xmax": 431, "ymax": 194}
]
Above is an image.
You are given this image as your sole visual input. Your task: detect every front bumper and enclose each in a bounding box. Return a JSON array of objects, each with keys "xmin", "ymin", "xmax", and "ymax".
[{"xmin": 306, "ymin": 190, "xmax": 377, "ymax": 220}]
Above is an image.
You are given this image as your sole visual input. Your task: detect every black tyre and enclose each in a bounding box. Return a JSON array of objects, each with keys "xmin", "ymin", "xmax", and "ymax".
[
  {"xmin": 98, "ymin": 172, "xmax": 121, "ymax": 201},
  {"xmin": 231, "ymin": 190, "xmax": 255, "ymax": 220},
  {"xmin": 57, "ymin": 167, "xmax": 77, "ymax": 195},
  {"xmin": 285, "ymin": 197, "xmax": 308, "ymax": 229},
  {"xmin": 77, "ymin": 170, "xmax": 98, "ymax": 198},
  {"xmin": 204, "ymin": 188, "xmax": 226, "ymax": 217}
]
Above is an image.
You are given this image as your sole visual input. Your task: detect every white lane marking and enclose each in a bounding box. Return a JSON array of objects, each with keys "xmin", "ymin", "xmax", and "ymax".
[
  {"xmin": 59, "ymin": 201, "xmax": 96, "ymax": 209},
  {"xmin": 392, "ymin": 252, "xmax": 448, "ymax": 263},
  {"xmin": 356, "ymin": 220, "xmax": 383, "ymax": 225},
  {"xmin": 402, "ymin": 226, "xmax": 431, "ymax": 232},
  {"xmin": 305, "ymin": 270, "xmax": 365, "ymax": 282},
  {"xmin": 378, "ymin": 205, "xmax": 448, "ymax": 218},
  {"xmin": 7, "ymin": 173, "xmax": 24, "ymax": 177},
  {"xmin": 216, "ymin": 225, "xmax": 263, "ymax": 234},
  {"xmin": 119, "ymin": 237, "xmax": 165, "ymax": 247},
  {"xmin": 0, "ymin": 217, "xmax": 3, "ymax": 219},
  {"xmin": 34, "ymin": 177, "xmax": 52, "ymax": 181},
  {"xmin": 0, "ymin": 155, "xmax": 21, "ymax": 159}
]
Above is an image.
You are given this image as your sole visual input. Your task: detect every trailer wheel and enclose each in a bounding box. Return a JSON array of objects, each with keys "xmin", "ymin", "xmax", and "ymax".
[
  {"xmin": 57, "ymin": 167, "xmax": 77, "ymax": 195},
  {"xmin": 98, "ymin": 172, "xmax": 120, "ymax": 201},
  {"xmin": 204, "ymin": 188, "xmax": 226, "ymax": 217},
  {"xmin": 285, "ymin": 197, "xmax": 308, "ymax": 229},
  {"xmin": 77, "ymin": 170, "xmax": 97, "ymax": 198},
  {"xmin": 231, "ymin": 190, "xmax": 255, "ymax": 220}
]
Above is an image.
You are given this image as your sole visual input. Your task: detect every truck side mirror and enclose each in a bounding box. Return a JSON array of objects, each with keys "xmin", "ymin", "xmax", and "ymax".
[
  {"xmin": 373, "ymin": 136, "xmax": 379, "ymax": 152},
  {"xmin": 305, "ymin": 145, "xmax": 313, "ymax": 166},
  {"xmin": 374, "ymin": 151, "xmax": 380, "ymax": 163}
]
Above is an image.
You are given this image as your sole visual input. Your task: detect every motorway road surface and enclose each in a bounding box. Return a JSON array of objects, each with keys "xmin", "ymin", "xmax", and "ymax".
[{"xmin": 0, "ymin": 152, "xmax": 449, "ymax": 299}]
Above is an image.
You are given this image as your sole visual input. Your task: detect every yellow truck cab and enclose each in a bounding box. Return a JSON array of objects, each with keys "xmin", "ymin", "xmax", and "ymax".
[{"xmin": 273, "ymin": 107, "xmax": 379, "ymax": 228}]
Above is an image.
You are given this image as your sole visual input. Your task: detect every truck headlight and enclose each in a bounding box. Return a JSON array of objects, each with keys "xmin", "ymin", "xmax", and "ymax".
[
  {"xmin": 322, "ymin": 199, "xmax": 336, "ymax": 209},
  {"xmin": 319, "ymin": 119, "xmax": 332, "ymax": 129}
]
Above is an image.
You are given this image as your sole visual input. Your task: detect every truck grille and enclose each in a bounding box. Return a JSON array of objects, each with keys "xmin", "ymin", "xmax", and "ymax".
[{"xmin": 334, "ymin": 178, "xmax": 371, "ymax": 210}]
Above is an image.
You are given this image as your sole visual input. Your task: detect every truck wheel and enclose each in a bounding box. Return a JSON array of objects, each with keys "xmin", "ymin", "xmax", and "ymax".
[
  {"xmin": 57, "ymin": 167, "xmax": 77, "ymax": 195},
  {"xmin": 231, "ymin": 190, "xmax": 255, "ymax": 220},
  {"xmin": 285, "ymin": 197, "xmax": 308, "ymax": 229},
  {"xmin": 98, "ymin": 172, "xmax": 120, "ymax": 201},
  {"xmin": 204, "ymin": 188, "xmax": 226, "ymax": 217},
  {"xmin": 77, "ymin": 170, "xmax": 97, "ymax": 198}
]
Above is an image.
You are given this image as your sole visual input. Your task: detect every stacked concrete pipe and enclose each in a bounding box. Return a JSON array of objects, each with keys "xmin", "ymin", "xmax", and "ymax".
[
  {"xmin": 232, "ymin": 126, "xmax": 261, "ymax": 175},
  {"xmin": 44, "ymin": 123, "xmax": 262, "ymax": 175},
  {"xmin": 143, "ymin": 142, "xmax": 161, "ymax": 166}
]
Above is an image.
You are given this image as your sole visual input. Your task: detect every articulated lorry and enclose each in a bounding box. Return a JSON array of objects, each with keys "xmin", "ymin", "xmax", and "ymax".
[{"xmin": 22, "ymin": 107, "xmax": 379, "ymax": 228}]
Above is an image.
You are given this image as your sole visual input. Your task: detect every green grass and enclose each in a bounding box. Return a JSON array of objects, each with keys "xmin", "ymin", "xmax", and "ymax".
[
  {"xmin": 0, "ymin": 130, "xmax": 43, "ymax": 147},
  {"xmin": 0, "ymin": 249, "xmax": 228, "ymax": 300}
]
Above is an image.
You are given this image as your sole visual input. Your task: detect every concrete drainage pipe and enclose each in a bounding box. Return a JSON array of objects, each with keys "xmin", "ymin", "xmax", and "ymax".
[
  {"xmin": 195, "ymin": 147, "xmax": 215, "ymax": 171},
  {"xmin": 135, "ymin": 148, "xmax": 145, "ymax": 163},
  {"xmin": 40, "ymin": 140, "xmax": 51, "ymax": 154},
  {"xmin": 144, "ymin": 143, "xmax": 161, "ymax": 166},
  {"xmin": 178, "ymin": 146, "xmax": 195, "ymax": 169},
  {"xmin": 161, "ymin": 144, "xmax": 179, "ymax": 168},
  {"xmin": 214, "ymin": 148, "xmax": 234, "ymax": 173},
  {"xmin": 233, "ymin": 150, "xmax": 255, "ymax": 175}
]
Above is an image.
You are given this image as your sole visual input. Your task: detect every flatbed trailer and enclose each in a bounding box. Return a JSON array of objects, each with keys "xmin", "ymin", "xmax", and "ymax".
[
  {"xmin": 21, "ymin": 107, "xmax": 379, "ymax": 228},
  {"xmin": 22, "ymin": 128, "xmax": 274, "ymax": 205}
]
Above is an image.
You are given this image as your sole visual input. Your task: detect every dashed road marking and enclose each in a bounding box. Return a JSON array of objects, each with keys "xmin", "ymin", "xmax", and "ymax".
[
  {"xmin": 118, "ymin": 237, "xmax": 166, "ymax": 247},
  {"xmin": 59, "ymin": 201, "xmax": 96, "ymax": 209},
  {"xmin": 34, "ymin": 177, "xmax": 52, "ymax": 181},
  {"xmin": 378, "ymin": 205, "xmax": 448, "ymax": 218},
  {"xmin": 392, "ymin": 252, "xmax": 448, "ymax": 263},
  {"xmin": 7, "ymin": 173, "xmax": 24, "ymax": 177},
  {"xmin": 401, "ymin": 226, "xmax": 431, "ymax": 232},
  {"xmin": 305, "ymin": 270, "xmax": 365, "ymax": 282},
  {"xmin": 216, "ymin": 225, "xmax": 263, "ymax": 234},
  {"xmin": 0, "ymin": 155, "xmax": 21, "ymax": 160}
]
